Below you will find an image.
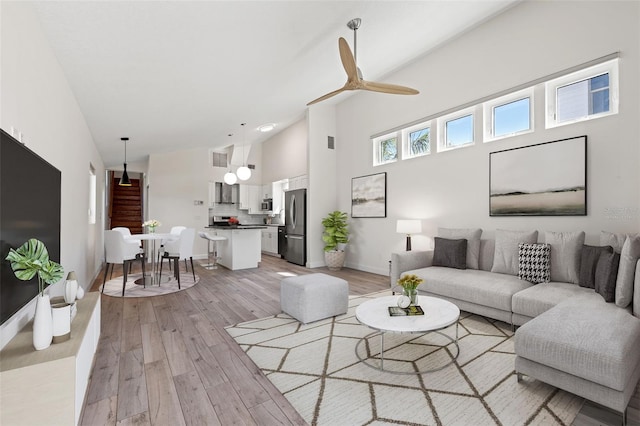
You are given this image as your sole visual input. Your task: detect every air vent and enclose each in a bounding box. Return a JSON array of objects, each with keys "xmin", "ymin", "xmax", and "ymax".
[
  {"xmin": 248, "ymin": 164, "xmax": 256, "ymax": 170},
  {"xmin": 328, "ymin": 136, "xmax": 335, "ymax": 149},
  {"xmin": 212, "ymin": 152, "xmax": 228, "ymax": 168}
]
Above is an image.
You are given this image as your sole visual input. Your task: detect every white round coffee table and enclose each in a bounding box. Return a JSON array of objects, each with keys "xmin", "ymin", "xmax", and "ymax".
[{"xmin": 355, "ymin": 295, "xmax": 460, "ymax": 374}]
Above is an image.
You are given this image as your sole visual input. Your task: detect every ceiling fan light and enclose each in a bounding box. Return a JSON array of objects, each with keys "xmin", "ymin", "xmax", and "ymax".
[
  {"xmin": 224, "ymin": 171, "xmax": 238, "ymax": 185},
  {"xmin": 258, "ymin": 123, "xmax": 276, "ymax": 133},
  {"xmin": 236, "ymin": 166, "xmax": 251, "ymax": 181}
]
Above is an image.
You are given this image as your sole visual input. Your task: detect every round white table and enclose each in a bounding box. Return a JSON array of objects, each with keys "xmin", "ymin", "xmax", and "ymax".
[
  {"xmin": 127, "ymin": 233, "xmax": 178, "ymax": 286},
  {"xmin": 355, "ymin": 295, "xmax": 460, "ymax": 374}
]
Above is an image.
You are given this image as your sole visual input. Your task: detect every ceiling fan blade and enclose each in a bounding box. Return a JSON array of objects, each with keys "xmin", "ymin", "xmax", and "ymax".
[
  {"xmin": 307, "ymin": 86, "xmax": 349, "ymax": 106},
  {"xmin": 338, "ymin": 37, "xmax": 359, "ymax": 81},
  {"xmin": 361, "ymin": 80, "xmax": 419, "ymax": 95}
]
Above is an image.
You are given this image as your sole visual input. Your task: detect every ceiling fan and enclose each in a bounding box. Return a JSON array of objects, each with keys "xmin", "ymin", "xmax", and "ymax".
[{"xmin": 307, "ymin": 18, "xmax": 419, "ymax": 106}]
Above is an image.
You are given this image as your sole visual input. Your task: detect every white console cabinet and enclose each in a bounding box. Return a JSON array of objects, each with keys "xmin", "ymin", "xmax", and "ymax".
[{"xmin": 0, "ymin": 292, "xmax": 101, "ymax": 426}]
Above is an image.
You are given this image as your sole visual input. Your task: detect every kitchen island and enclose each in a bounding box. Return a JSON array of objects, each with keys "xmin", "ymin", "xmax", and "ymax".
[{"xmin": 206, "ymin": 225, "xmax": 266, "ymax": 270}]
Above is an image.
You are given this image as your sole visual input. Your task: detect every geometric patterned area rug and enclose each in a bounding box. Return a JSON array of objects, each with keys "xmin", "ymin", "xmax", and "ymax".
[
  {"xmin": 100, "ymin": 272, "xmax": 199, "ymax": 298},
  {"xmin": 225, "ymin": 291, "xmax": 584, "ymax": 426}
]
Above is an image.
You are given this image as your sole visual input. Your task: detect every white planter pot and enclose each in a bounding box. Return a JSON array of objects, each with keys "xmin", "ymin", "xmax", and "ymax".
[
  {"xmin": 325, "ymin": 250, "xmax": 346, "ymax": 271},
  {"xmin": 33, "ymin": 294, "xmax": 53, "ymax": 351}
]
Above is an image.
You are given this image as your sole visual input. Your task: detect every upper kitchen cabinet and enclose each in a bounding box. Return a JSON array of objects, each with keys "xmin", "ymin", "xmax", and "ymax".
[
  {"xmin": 262, "ymin": 183, "xmax": 273, "ymax": 200},
  {"xmin": 238, "ymin": 184, "xmax": 250, "ymax": 210},
  {"xmin": 288, "ymin": 174, "xmax": 308, "ymax": 191}
]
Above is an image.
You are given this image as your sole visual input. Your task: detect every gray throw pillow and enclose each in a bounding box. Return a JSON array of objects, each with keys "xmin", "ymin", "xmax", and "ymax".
[
  {"xmin": 615, "ymin": 235, "xmax": 640, "ymax": 308},
  {"xmin": 432, "ymin": 237, "xmax": 467, "ymax": 270},
  {"xmin": 518, "ymin": 243, "xmax": 550, "ymax": 284},
  {"xmin": 579, "ymin": 245, "xmax": 613, "ymax": 289},
  {"xmin": 491, "ymin": 229, "xmax": 538, "ymax": 276},
  {"xmin": 595, "ymin": 251, "xmax": 620, "ymax": 303},
  {"xmin": 545, "ymin": 231, "xmax": 585, "ymax": 284},
  {"xmin": 438, "ymin": 228, "xmax": 482, "ymax": 270}
]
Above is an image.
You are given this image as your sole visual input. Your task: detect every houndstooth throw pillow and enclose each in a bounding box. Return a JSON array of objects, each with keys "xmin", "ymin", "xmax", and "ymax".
[{"xmin": 518, "ymin": 243, "xmax": 551, "ymax": 284}]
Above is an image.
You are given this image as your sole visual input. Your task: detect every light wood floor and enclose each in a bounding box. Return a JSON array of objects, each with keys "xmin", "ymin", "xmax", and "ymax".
[
  {"xmin": 81, "ymin": 255, "xmax": 639, "ymax": 426},
  {"xmin": 81, "ymin": 255, "xmax": 388, "ymax": 425}
]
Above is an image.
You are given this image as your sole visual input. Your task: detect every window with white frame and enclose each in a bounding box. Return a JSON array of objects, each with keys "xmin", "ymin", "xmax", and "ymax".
[
  {"xmin": 484, "ymin": 88, "xmax": 533, "ymax": 142},
  {"xmin": 402, "ymin": 122, "xmax": 431, "ymax": 159},
  {"xmin": 89, "ymin": 164, "xmax": 96, "ymax": 224},
  {"xmin": 372, "ymin": 133, "xmax": 399, "ymax": 166},
  {"xmin": 438, "ymin": 107, "xmax": 475, "ymax": 152},
  {"xmin": 545, "ymin": 59, "xmax": 618, "ymax": 128}
]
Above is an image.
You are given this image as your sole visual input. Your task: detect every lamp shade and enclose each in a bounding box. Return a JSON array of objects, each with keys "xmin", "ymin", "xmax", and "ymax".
[
  {"xmin": 236, "ymin": 166, "xmax": 251, "ymax": 181},
  {"xmin": 223, "ymin": 171, "xmax": 238, "ymax": 185},
  {"xmin": 396, "ymin": 219, "xmax": 422, "ymax": 235}
]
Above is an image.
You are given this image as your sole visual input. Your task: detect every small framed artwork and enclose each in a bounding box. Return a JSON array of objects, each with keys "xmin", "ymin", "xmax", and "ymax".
[
  {"xmin": 352, "ymin": 172, "xmax": 387, "ymax": 218},
  {"xmin": 489, "ymin": 135, "xmax": 587, "ymax": 216}
]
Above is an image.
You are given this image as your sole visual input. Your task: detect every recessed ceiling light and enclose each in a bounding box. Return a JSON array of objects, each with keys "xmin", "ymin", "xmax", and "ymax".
[{"xmin": 258, "ymin": 123, "xmax": 276, "ymax": 133}]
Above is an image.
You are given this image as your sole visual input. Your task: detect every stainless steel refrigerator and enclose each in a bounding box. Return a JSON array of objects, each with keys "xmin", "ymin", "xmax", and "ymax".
[{"xmin": 284, "ymin": 188, "xmax": 306, "ymax": 266}]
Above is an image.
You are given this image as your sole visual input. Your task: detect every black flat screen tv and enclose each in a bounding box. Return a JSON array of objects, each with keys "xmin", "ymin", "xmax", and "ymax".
[{"xmin": 0, "ymin": 128, "xmax": 61, "ymax": 325}]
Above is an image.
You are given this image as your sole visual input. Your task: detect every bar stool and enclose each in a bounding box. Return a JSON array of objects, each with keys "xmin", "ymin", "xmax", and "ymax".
[{"xmin": 199, "ymin": 232, "xmax": 227, "ymax": 270}]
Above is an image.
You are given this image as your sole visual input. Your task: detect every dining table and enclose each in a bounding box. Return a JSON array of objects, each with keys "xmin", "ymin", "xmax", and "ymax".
[{"xmin": 126, "ymin": 232, "xmax": 178, "ymax": 286}]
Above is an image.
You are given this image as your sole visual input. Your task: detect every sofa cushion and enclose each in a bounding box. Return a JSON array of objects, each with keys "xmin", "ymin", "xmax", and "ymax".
[
  {"xmin": 600, "ymin": 231, "xmax": 631, "ymax": 253},
  {"xmin": 406, "ymin": 266, "xmax": 531, "ymax": 312},
  {"xmin": 545, "ymin": 231, "xmax": 585, "ymax": 284},
  {"xmin": 595, "ymin": 251, "xmax": 620, "ymax": 303},
  {"xmin": 478, "ymin": 239, "xmax": 495, "ymax": 272},
  {"xmin": 438, "ymin": 228, "xmax": 482, "ymax": 270},
  {"xmin": 432, "ymin": 237, "xmax": 467, "ymax": 269},
  {"xmin": 579, "ymin": 245, "xmax": 613, "ymax": 289},
  {"xmin": 518, "ymin": 243, "xmax": 550, "ymax": 284},
  {"xmin": 512, "ymin": 281, "xmax": 593, "ymax": 318},
  {"xmin": 492, "ymin": 229, "xmax": 538, "ymax": 276},
  {"xmin": 515, "ymin": 294, "xmax": 640, "ymax": 392},
  {"xmin": 616, "ymin": 235, "xmax": 640, "ymax": 308}
]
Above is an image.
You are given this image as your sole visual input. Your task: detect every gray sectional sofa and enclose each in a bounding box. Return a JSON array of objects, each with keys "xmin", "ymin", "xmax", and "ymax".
[{"xmin": 390, "ymin": 229, "xmax": 640, "ymax": 422}]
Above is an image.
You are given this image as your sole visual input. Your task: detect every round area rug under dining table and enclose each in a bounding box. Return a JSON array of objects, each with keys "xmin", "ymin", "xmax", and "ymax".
[{"xmin": 101, "ymin": 272, "xmax": 199, "ymax": 298}]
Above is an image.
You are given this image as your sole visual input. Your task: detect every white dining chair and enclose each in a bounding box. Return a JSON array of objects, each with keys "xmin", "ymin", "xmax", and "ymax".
[
  {"xmin": 157, "ymin": 225, "xmax": 187, "ymax": 264},
  {"xmin": 159, "ymin": 228, "xmax": 196, "ymax": 285},
  {"xmin": 103, "ymin": 230, "xmax": 146, "ymax": 296}
]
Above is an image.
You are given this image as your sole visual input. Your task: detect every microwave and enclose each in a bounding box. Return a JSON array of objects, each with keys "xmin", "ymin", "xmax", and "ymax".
[{"xmin": 261, "ymin": 198, "xmax": 273, "ymax": 211}]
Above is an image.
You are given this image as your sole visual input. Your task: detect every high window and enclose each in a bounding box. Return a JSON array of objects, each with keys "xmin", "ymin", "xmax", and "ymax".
[
  {"xmin": 373, "ymin": 133, "xmax": 399, "ymax": 166},
  {"xmin": 402, "ymin": 122, "xmax": 431, "ymax": 159},
  {"xmin": 546, "ymin": 59, "xmax": 618, "ymax": 128},
  {"xmin": 438, "ymin": 107, "xmax": 475, "ymax": 152},
  {"xmin": 484, "ymin": 88, "xmax": 533, "ymax": 142}
]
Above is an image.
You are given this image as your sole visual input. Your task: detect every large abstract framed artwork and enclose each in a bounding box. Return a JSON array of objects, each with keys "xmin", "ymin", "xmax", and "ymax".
[
  {"xmin": 352, "ymin": 172, "xmax": 387, "ymax": 218},
  {"xmin": 490, "ymin": 136, "xmax": 587, "ymax": 216}
]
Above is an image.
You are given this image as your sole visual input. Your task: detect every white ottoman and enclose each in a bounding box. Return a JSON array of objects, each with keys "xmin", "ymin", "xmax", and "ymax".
[{"xmin": 280, "ymin": 273, "xmax": 349, "ymax": 323}]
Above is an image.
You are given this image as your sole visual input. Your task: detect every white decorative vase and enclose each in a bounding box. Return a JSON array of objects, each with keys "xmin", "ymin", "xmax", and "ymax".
[
  {"xmin": 33, "ymin": 294, "xmax": 53, "ymax": 351},
  {"xmin": 51, "ymin": 301, "xmax": 71, "ymax": 343},
  {"xmin": 64, "ymin": 271, "xmax": 78, "ymax": 303},
  {"xmin": 76, "ymin": 284, "xmax": 85, "ymax": 300},
  {"xmin": 325, "ymin": 250, "xmax": 346, "ymax": 271}
]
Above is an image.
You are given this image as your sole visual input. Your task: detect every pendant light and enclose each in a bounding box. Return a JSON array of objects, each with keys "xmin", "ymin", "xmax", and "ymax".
[
  {"xmin": 223, "ymin": 133, "xmax": 238, "ymax": 185},
  {"xmin": 236, "ymin": 122, "xmax": 251, "ymax": 181},
  {"xmin": 119, "ymin": 137, "xmax": 132, "ymax": 186}
]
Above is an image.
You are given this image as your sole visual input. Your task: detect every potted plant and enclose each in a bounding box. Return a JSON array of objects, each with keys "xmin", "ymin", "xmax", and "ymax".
[
  {"xmin": 322, "ymin": 211, "xmax": 349, "ymax": 271},
  {"xmin": 5, "ymin": 238, "xmax": 64, "ymax": 350}
]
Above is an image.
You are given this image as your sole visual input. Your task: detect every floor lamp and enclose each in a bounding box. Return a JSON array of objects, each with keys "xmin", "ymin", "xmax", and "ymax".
[{"xmin": 396, "ymin": 220, "xmax": 422, "ymax": 251}]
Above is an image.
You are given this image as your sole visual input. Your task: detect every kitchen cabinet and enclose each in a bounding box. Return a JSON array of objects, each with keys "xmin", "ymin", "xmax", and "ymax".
[
  {"xmin": 247, "ymin": 185, "xmax": 263, "ymax": 214},
  {"xmin": 288, "ymin": 175, "xmax": 308, "ymax": 190},
  {"xmin": 213, "ymin": 228, "xmax": 262, "ymax": 270},
  {"xmin": 208, "ymin": 181, "xmax": 216, "ymax": 207},
  {"xmin": 261, "ymin": 226, "xmax": 279, "ymax": 255},
  {"xmin": 238, "ymin": 184, "xmax": 250, "ymax": 210},
  {"xmin": 262, "ymin": 183, "xmax": 273, "ymax": 200},
  {"xmin": 272, "ymin": 181, "xmax": 284, "ymax": 215}
]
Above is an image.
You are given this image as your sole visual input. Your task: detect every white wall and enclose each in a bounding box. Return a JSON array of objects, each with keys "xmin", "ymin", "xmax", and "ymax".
[
  {"xmin": 261, "ymin": 118, "xmax": 307, "ymax": 183},
  {"xmin": 0, "ymin": 3, "xmax": 106, "ymax": 348},
  {"xmin": 336, "ymin": 0, "xmax": 640, "ymax": 275},
  {"xmin": 307, "ymin": 105, "xmax": 337, "ymax": 267}
]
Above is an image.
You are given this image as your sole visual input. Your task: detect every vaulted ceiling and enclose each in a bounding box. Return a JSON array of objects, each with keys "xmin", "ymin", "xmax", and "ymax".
[{"xmin": 30, "ymin": 1, "xmax": 518, "ymax": 166}]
